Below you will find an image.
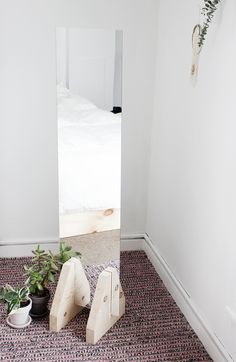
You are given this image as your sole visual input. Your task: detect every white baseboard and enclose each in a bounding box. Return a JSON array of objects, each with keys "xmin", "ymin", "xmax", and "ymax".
[
  {"xmin": 120, "ymin": 234, "xmax": 144, "ymax": 251},
  {"xmin": 143, "ymin": 234, "xmax": 232, "ymax": 362},
  {"xmin": 0, "ymin": 240, "xmax": 60, "ymax": 257},
  {"xmin": 0, "ymin": 234, "xmax": 144, "ymax": 257}
]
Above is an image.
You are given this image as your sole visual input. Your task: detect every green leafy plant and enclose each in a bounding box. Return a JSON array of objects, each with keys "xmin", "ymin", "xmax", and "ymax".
[
  {"xmin": 57, "ymin": 241, "xmax": 81, "ymax": 264},
  {"xmin": 24, "ymin": 245, "xmax": 59, "ymax": 296},
  {"xmin": 198, "ymin": 0, "xmax": 222, "ymax": 48},
  {"xmin": 24, "ymin": 242, "xmax": 81, "ymax": 296},
  {"xmin": 0, "ymin": 284, "xmax": 29, "ymax": 314}
]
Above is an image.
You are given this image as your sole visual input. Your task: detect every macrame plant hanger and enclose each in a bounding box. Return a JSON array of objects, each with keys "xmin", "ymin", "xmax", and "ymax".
[{"xmin": 191, "ymin": 24, "xmax": 202, "ymax": 85}]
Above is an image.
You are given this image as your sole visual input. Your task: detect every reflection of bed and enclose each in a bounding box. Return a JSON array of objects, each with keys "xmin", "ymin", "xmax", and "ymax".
[{"xmin": 57, "ymin": 85, "xmax": 121, "ymax": 237}]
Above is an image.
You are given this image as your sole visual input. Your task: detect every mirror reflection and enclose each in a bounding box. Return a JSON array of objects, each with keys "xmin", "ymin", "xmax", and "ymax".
[{"xmin": 56, "ymin": 28, "xmax": 122, "ymax": 270}]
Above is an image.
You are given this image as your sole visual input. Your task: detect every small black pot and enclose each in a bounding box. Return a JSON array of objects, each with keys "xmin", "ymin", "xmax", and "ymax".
[{"xmin": 29, "ymin": 289, "xmax": 50, "ymax": 318}]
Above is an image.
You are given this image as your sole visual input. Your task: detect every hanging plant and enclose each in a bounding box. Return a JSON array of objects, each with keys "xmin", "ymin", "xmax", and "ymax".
[{"xmin": 198, "ymin": 0, "xmax": 222, "ymax": 48}]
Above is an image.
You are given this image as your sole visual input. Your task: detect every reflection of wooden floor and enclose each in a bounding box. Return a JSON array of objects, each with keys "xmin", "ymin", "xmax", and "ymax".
[
  {"xmin": 62, "ymin": 229, "xmax": 120, "ymax": 266},
  {"xmin": 60, "ymin": 209, "xmax": 120, "ymax": 238}
]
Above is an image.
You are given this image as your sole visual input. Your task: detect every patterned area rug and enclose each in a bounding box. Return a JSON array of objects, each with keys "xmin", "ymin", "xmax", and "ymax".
[
  {"xmin": 84, "ymin": 259, "xmax": 120, "ymax": 307},
  {"xmin": 0, "ymin": 251, "xmax": 211, "ymax": 361}
]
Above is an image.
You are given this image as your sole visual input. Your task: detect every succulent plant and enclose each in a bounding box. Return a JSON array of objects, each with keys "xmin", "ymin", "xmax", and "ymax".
[
  {"xmin": 0, "ymin": 284, "xmax": 29, "ymax": 314},
  {"xmin": 24, "ymin": 245, "xmax": 59, "ymax": 296},
  {"xmin": 57, "ymin": 241, "xmax": 81, "ymax": 265},
  {"xmin": 24, "ymin": 242, "xmax": 81, "ymax": 296}
]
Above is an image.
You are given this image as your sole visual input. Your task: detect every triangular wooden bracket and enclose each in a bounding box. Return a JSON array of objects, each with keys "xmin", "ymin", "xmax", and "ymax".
[
  {"xmin": 86, "ymin": 266, "xmax": 125, "ymax": 344},
  {"xmin": 49, "ymin": 261, "xmax": 125, "ymax": 344},
  {"xmin": 49, "ymin": 257, "xmax": 90, "ymax": 332}
]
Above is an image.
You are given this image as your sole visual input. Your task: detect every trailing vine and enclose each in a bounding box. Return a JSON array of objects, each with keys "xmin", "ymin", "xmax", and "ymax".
[{"xmin": 198, "ymin": 0, "xmax": 222, "ymax": 48}]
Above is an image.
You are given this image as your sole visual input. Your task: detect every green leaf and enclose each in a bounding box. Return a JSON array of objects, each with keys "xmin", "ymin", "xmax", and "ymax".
[
  {"xmin": 19, "ymin": 287, "xmax": 29, "ymax": 300},
  {"xmin": 51, "ymin": 262, "xmax": 58, "ymax": 271},
  {"xmin": 8, "ymin": 300, "xmax": 20, "ymax": 314},
  {"xmin": 36, "ymin": 283, "xmax": 43, "ymax": 291},
  {"xmin": 64, "ymin": 245, "xmax": 72, "ymax": 252},
  {"xmin": 48, "ymin": 272, "xmax": 55, "ymax": 283}
]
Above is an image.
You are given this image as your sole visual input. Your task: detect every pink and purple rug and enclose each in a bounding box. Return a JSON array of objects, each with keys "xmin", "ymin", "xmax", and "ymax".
[{"xmin": 0, "ymin": 251, "xmax": 211, "ymax": 361}]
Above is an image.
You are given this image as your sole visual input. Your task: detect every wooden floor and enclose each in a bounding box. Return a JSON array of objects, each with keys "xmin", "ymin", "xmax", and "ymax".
[{"xmin": 60, "ymin": 209, "xmax": 120, "ymax": 238}]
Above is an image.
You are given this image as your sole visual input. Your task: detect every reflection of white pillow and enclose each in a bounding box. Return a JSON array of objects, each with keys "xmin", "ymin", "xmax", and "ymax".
[
  {"xmin": 57, "ymin": 84, "xmax": 97, "ymax": 111},
  {"xmin": 57, "ymin": 84, "xmax": 70, "ymax": 98}
]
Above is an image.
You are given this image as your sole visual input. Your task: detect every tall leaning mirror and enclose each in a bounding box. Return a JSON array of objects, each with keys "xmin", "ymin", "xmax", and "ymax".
[{"xmin": 56, "ymin": 28, "xmax": 122, "ymax": 278}]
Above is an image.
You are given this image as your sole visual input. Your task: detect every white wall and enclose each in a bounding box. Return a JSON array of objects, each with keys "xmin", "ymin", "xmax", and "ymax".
[
  {"xmin": 147, "ymin": 0, "xmax": 236, "ymax": 359},
  {"xmin": 0, "ymin": 0, "xmax": 158, "ymax": 246}
]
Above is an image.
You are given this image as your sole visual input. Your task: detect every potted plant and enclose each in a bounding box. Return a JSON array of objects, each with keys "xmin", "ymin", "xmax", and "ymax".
[
  {"xmin": 24, "ymin": 245, "xmax": 59, "ymax": 318},
  {"xmin": 57, "ymin": 241, "xmax": 81, "ymax": 265},
  {"xmin": 24, "ymin": 242, "xmax": 81, "ymax": 318},
  {"xmin": 0, "ymin": 284, "xmax": 31, "ymax": 328}
]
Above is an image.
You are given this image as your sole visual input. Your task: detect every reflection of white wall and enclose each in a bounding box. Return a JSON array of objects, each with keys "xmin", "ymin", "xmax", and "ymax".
[
  {"xmin": 113, "ymin": 30, "xmax": 123, "ymax": 107},
  {"xmin": 56, "ymin": 28, "xmax": 67, "ymax": 88},
  {"xmin": 69, "ymin": 28, "xmax": 115, "ymax": 111},
  {"xmin": 56, "ymin": 28, "xmax": 117, "ymax": 111}
]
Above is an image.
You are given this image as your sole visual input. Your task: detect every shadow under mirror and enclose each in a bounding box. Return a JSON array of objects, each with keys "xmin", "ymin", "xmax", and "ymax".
[{"xmin": 56, "ymin": 28, "xmax": 122, "ymax": 275}]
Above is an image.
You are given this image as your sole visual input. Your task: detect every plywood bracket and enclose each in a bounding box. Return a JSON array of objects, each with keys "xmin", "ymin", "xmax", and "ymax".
[
  {"xmin": 49, "ymin": 257, "xmax": 90, "ymax": 332},
  {"xmin": 49, "ymin": 260, "xmax": 125, "ymax": 344},
  {"xmin": 86, "ymin": 266, "xmax": 125, "ymax": 344}
]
